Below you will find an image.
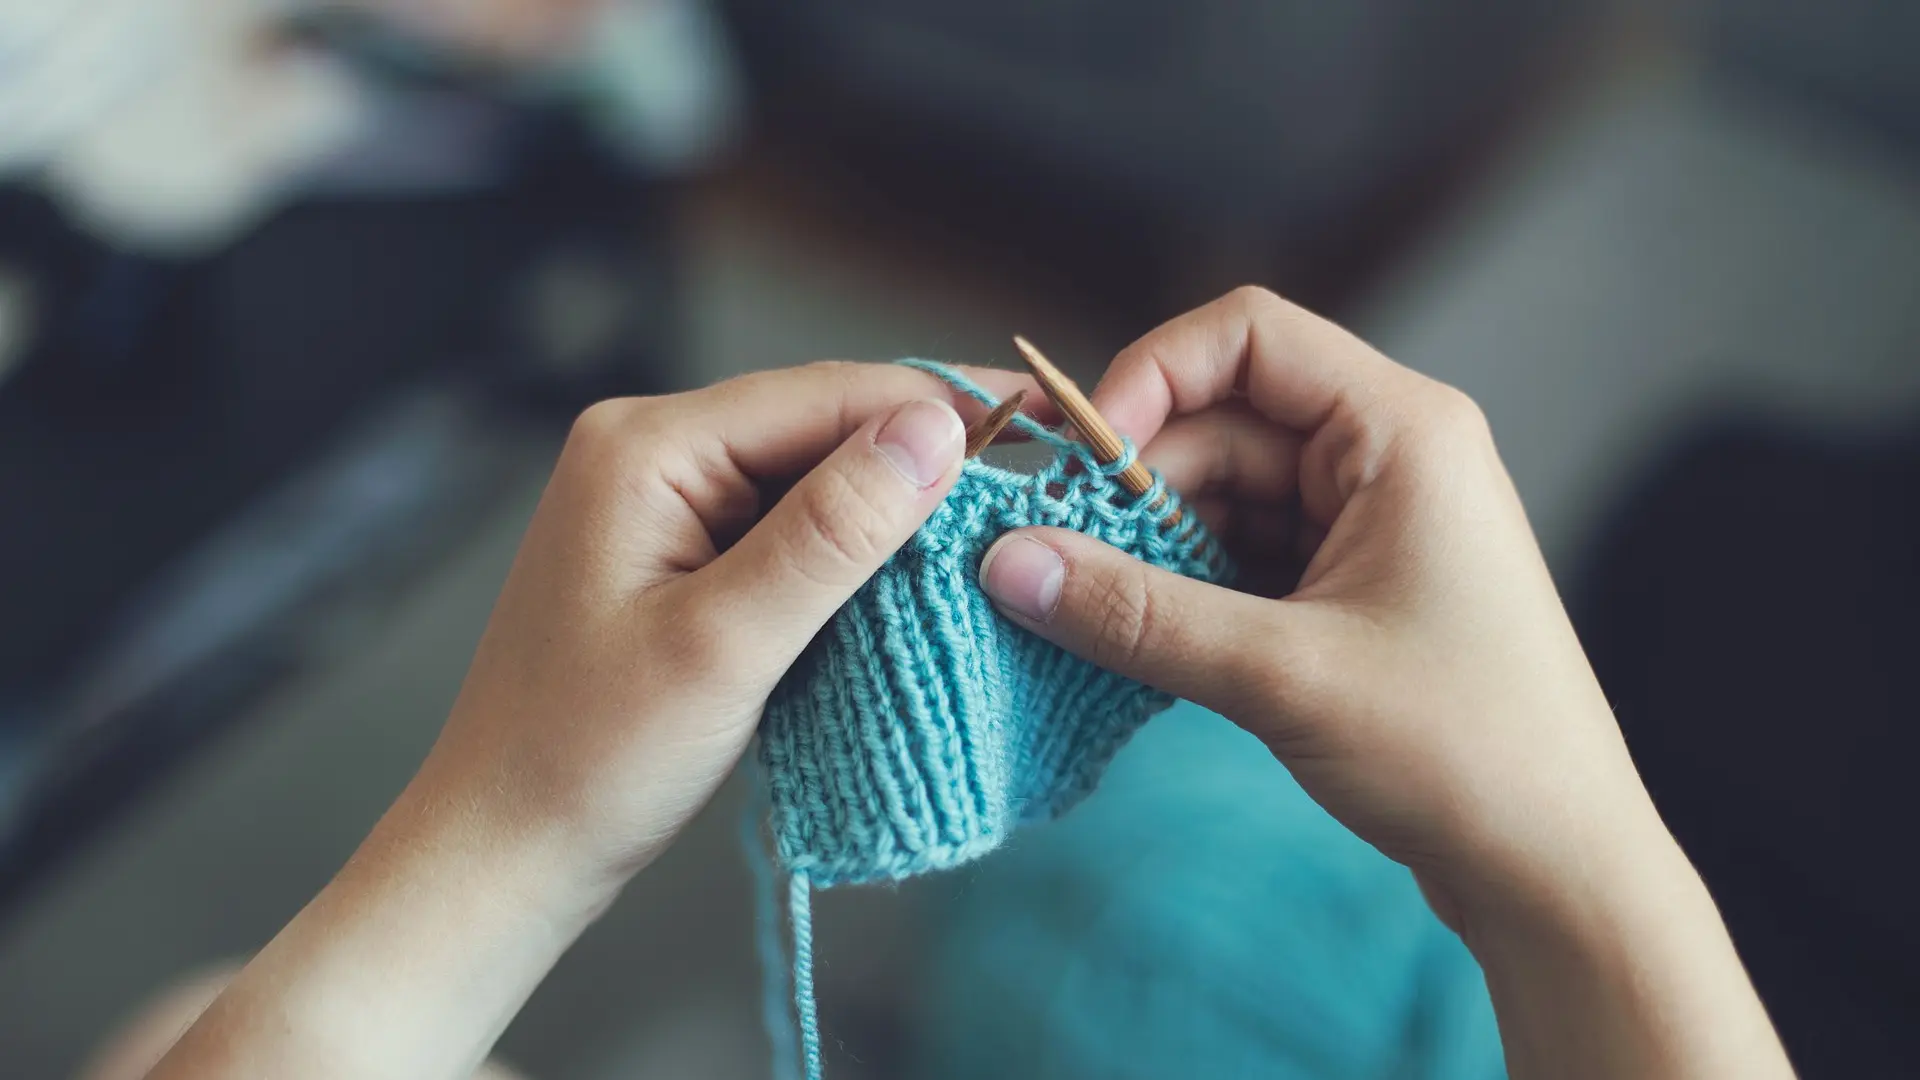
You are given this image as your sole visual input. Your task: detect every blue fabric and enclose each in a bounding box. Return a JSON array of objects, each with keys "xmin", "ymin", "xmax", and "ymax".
[{"xmin": 918, "ymin": 702, "xmax": 1507, "ymax": 1080}]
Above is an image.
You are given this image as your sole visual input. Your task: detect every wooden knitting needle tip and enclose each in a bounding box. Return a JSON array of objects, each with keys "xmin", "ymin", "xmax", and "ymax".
[
  {"xmin": 964, "ymin": 389, "xmax": 1028, "ymax": 457},
  {"xmin": 1011, "ymin": 336, "xmax": 1181, "ymax": 525}
]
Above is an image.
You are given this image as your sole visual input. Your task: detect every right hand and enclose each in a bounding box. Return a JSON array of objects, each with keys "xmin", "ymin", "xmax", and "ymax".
[
  {"xmin": 983, "ymin": 289, "xmax": 1799, "ymax": 1079},
  {"xmin": 978, "ymin": 286, "xmax": 1670, "ymax": 932}
]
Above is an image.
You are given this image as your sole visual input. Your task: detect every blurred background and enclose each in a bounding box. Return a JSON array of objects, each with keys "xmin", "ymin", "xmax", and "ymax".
[{"xmin": 2, "ymin": 0, "xmax": 1917, "ymax": 1076}]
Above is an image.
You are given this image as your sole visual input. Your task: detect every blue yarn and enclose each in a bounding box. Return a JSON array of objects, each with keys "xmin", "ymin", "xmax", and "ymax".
[
  {"xmin": 789, "ymin": 875, "xmax": 823, "ymax": 1080},
  {"xmin": 753, "ymin": 360, "xmax": 1233, "ymax": 1079},
  {"xmin": 742, "ymin": 782, "xmax": 799, "ymax": 1080},
  {"xmin": 1095, "ymin": 437, "xmax": 1139, "ymax": 476}
]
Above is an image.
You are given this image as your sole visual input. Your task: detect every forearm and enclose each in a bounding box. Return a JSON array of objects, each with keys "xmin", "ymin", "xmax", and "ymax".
[
  {"xmin": 148, "ymin": 770, "xmax": 616, "ymax": 1080},
  {"xmin": 136, "ymin": 366, "xmax": 983, "ymax": 1078},
  {"xmin": 1462, "ymin": 808, "xmax": 1794, "ymax": 1080}
]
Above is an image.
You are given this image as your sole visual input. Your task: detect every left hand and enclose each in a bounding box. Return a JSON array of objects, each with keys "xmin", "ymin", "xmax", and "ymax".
[
  {"xmin": 153, "ymin": 361, "xmax": 1038, "ymax": 1080},
  {"xmin": 417, "ymin": 361, "xmax": 1037, "ymax": 889}
]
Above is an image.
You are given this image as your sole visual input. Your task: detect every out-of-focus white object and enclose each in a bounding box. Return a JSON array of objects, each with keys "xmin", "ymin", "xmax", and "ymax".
[
  {"xmin": 0, "ymin": 0, "xmax": 738, "ymax": 254},
  {"xmin": 342, "ymin": 0, "xmax": 742, "ymax": 172},
  {"xmin": 0, "ymin": 0, "xmax": 367, "ymax": 254},
  {"xmin": 341, "ymin": 0, "xmax": 602, "ymax": 61},
  {"xmin": 562, "ymin": 0, "xmax": 741, "ymax": 174}
]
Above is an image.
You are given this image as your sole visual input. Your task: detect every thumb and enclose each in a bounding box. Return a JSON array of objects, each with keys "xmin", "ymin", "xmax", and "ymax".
[
  {"xmin": 979, "ymin": 526, "xmax": 1302, "ymax": 716},
  {"xmin": 702, "ymin": 397, "xmax": 966, "ymax": 660}
]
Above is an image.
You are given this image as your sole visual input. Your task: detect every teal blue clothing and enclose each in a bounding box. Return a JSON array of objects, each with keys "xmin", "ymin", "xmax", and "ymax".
[{"xmin": 918, "ymin": 701, "xmax": 1506, "ymax": 1080}]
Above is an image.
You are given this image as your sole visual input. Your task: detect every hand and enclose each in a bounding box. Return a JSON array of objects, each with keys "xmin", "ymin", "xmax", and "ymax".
[
  {"xmin": 980, "ymin": 286, "xmax": 1642, "ymax": 919},
  {"xmin": 151, "ymin": 361, "xmax": 1036, "ymax": 1080},
  {"xmin": 978, "ymin": 288, "xmax": 1793, "ymax": 1079},
  {"xmin": 423, "ymin": 361, "xmax": 1045, "ymax": 886}
]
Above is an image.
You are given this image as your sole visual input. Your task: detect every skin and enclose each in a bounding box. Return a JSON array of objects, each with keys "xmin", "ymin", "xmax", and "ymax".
[
  {"xmin": 979, "ymin": 287, "xmax": 1795, "ymax": 1079},
  {"xmin": 130, "ymin": 290, "xmax": 1792, "ymax": 1079}
]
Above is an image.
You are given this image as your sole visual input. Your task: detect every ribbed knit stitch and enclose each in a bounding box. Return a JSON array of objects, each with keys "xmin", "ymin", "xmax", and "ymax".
[{"xmin": 753, "ymin": 359, "xmax": 1232, "ymax": 1079}]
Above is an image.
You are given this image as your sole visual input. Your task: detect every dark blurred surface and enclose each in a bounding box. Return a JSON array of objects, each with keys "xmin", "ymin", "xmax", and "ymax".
[
  {"xmin": 1579, "ymin": 414, "xmax": 1920, "ymax": 1077},
  {"xmin": 1699, "ymin": 0, "xmax": 1920, "ymax": 152},
  {"xmin": 722, "ymin": 0, "xmax": 1589, "ymax": 313},
  {"xmin": 2, "ymin": 118, "xmax": 672, "ymax": 695},
  {"xmin": 0, "ymin": 109, "xmax": 678, "ymax": 909}
]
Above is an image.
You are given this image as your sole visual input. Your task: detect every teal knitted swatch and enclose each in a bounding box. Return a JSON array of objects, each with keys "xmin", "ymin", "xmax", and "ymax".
[{"xmin": 753, "ymin": 360, "xmax": 1232, "ymax": 1080}]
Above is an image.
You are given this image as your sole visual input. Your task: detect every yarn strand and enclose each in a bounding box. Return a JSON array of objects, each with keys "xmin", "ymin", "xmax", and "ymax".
[
  {"xmin": 790, "ymin": 873, "xmax": 824, "ymax": 1080},
  {"xmin": 898, "ymin": 358, "xmax": 1079, "ymax": 459},
  {"xmin": 744, "ymin": 800, "xmax": 800, "ymax": 1080}
]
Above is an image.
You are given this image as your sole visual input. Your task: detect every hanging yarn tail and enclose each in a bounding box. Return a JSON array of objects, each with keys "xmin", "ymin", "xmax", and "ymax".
[
  {"xmin": 746, "ymin": 767, "xmax": 824, "ymax": 1080},
  {"xmin": 744, "ymin": 805, "xmax": 800, "ymax": 1080},
  {"xmin": 790, "ymin": 873, "xmax": 824, "ymax": 1080}
]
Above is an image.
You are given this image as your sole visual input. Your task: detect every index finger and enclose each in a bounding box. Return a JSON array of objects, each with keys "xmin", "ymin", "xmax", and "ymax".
[
  {"xmin": 1090, "ymin": 286, "xmax": 1401, "ymax": 444},
  {"xmin": 687, "ymin": 360, "xmax": 1055, "ymax": 481}
]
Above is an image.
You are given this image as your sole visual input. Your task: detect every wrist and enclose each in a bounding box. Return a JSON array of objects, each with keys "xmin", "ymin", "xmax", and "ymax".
[
  {"xmin": 1446, "ymin": 787, "xmax": 1702, "ymax": 952},
  {"xmin": 154, "ymin": 771, "xmax": 624, "ymax": 1079},
  {"xmin": 366, "ymin": 763, "xmax": 628, "ymax": 933},
  {"xmin": 1444, "ymin": 804, "xmax": 1781, "ymax": 1077},
  {"xmin": 1415, "ymin": 696, "xmax": 1698, "ymax": 958},
  {"xmin": 1453, "ymin": 816, "xmax": 1702, "ymax": 968}
]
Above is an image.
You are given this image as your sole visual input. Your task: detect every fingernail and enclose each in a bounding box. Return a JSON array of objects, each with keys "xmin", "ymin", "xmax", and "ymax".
[
  {"xmin": 980, "ymin": 535, "xmax": 1064, "ymax": 622},
  {"xmin": 875, "ymin": 399, "xmax": 964, "ymax": 488}
]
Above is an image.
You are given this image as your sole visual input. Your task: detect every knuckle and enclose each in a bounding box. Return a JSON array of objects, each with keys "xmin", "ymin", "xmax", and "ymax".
[
  {"xmin": 568, "ymin": 398, "xmax": 633, "ymax": 452},
  {"xmin": 1413, "ymin": 383, "xmax": 1491, "ymax": 448},
  {"xmin": 783, "ymin": 467, "xmax": 895, "ymax": 582},
  {"xmin": 691, "ymin": 371, "xmax": 754, "ymax": 418},
  {"xmin": 1227, "ymin": 283, "xmax": 1286, "ymax": 316},
  {"xmin": 1430, "ymin": 383, "xmax": 1491, "ymax": 441},
  {"xmin": 1381, "ymin": 382, "xmax": 1495, "ymax": 483},
  {"xmin": 564, "ymin": 397, "xmax": 661, "ymax": 479},
  {"xmin": 1226, "ymin": 284, "xmax": 1310, "ymax": 336}
]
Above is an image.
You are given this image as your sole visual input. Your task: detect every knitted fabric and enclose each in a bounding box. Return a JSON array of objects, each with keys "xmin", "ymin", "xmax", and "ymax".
[{"xmin": 753, "ymin": 359, "xmax": 1232, "ymax": 1080}]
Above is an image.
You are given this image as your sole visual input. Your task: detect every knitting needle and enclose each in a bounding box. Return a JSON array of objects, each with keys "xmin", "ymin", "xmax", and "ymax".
[
  {"xmin": 1011, "ymin": 336, "xmax": 1154, "ymax": 496},
  {"xmin": 1011, "ymin": 336, "xmax": 1182, "ymax": 525},
  {"xmin": 964, "ymin": 389, "xmax": 1028, "ymax": 458}
]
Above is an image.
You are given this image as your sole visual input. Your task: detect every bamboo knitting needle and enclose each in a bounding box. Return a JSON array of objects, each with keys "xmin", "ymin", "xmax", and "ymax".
[
  {"xmin": 1011, "ymin": 335, "xmax": 1182, "ymax": 525},
  {"xmin": 963, "ymin": 389, "xmax": 1028, "ymax": 458}
]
